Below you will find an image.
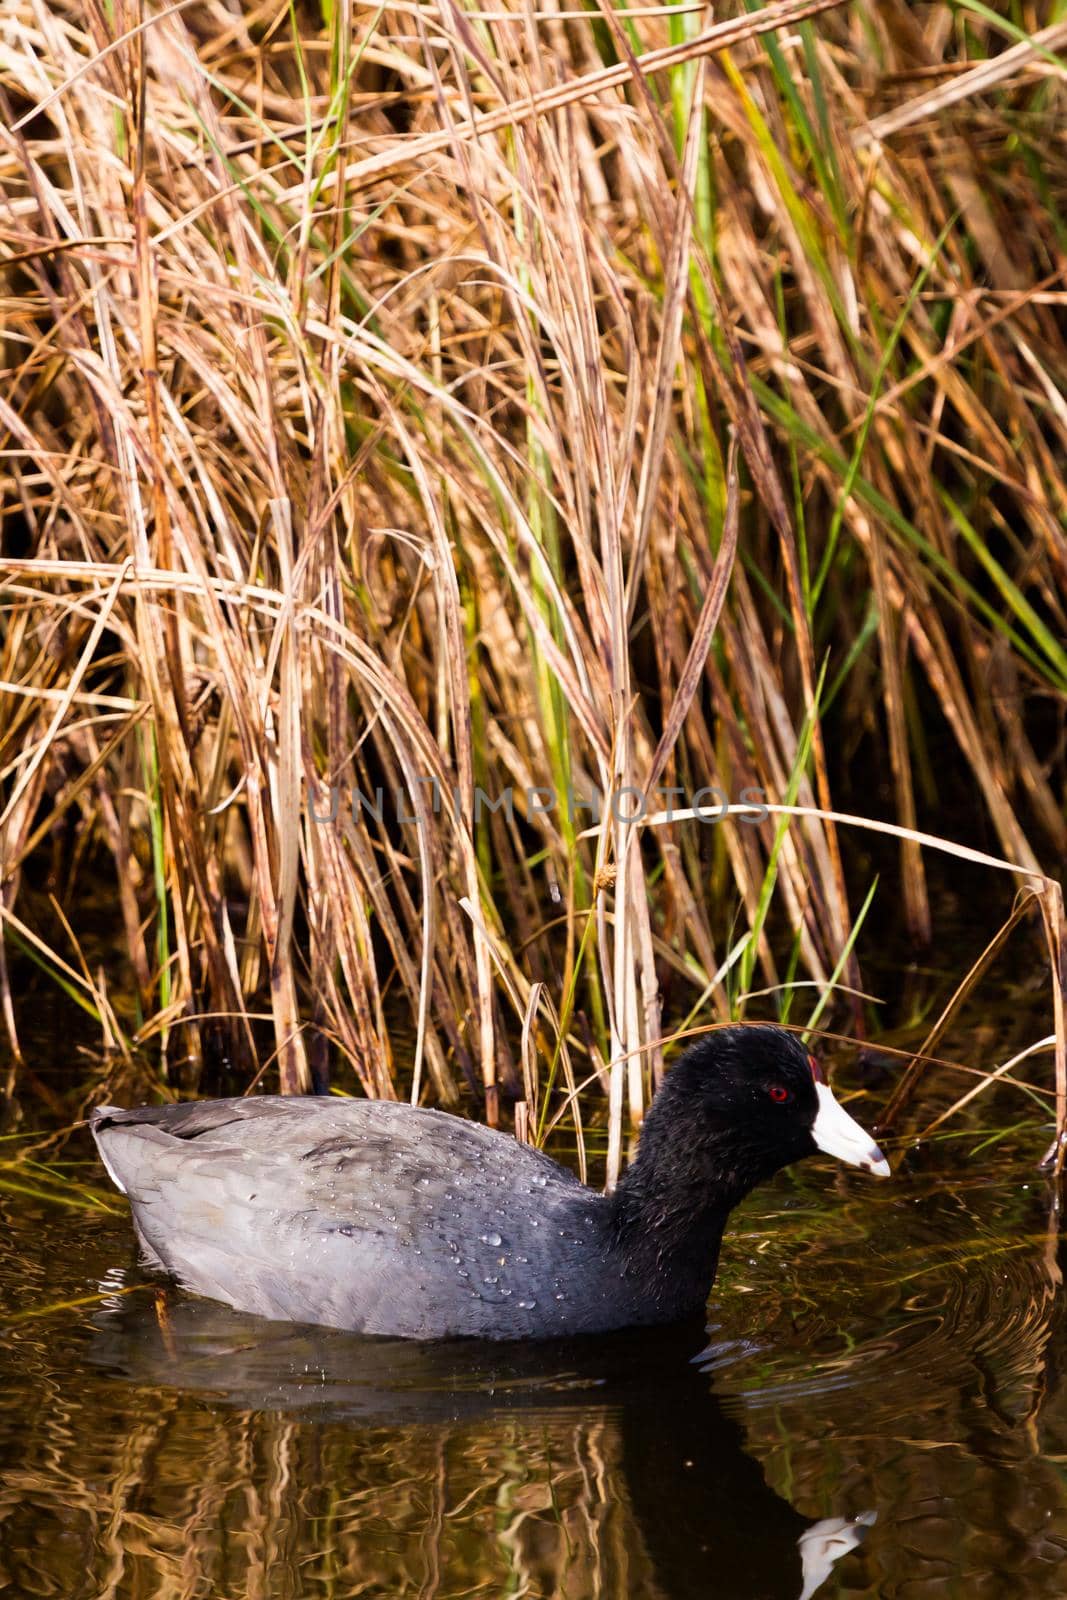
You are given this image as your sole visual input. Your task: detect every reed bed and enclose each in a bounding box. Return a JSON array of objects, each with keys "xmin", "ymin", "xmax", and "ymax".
[{"xmin": 0, "ymin": 0, "xmax": 1065, "ymax": 1170}]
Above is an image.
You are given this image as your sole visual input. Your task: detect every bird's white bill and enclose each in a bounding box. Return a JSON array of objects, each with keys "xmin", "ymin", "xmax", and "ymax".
[{"xmin": 812, "ymin": 1082, "xmax": 890, "ymax": 1177}]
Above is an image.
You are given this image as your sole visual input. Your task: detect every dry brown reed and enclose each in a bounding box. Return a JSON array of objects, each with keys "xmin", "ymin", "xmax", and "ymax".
[{"xmin": 0, "ymin": 0, "xmax": 1065, "ymax": 1164}]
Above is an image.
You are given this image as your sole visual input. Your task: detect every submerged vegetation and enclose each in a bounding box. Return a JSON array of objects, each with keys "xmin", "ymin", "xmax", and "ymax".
[{"xmin": 0, "ymin": 0, "xmax": 1065, "ymax": 1171}]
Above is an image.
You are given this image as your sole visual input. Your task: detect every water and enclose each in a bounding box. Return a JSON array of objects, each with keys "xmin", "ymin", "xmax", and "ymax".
[{"xmin": 2, "ymin": 951, "xmax": 1066, "ymax": 1595}]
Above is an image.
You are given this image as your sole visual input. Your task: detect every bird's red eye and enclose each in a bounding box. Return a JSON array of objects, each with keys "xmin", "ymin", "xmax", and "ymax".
[{"xmin": 768, "ymin": 1085, "xmax": 790, "ymax": 1103}]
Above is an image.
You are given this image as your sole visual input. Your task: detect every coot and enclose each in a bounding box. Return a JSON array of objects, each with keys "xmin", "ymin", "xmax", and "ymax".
[{"xmin": 91, "ymin": 1026, "xmax": 889, "ymax": 1340}]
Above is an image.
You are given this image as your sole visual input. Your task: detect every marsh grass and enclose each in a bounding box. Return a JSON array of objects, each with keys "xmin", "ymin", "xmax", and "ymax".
[{"xmin": 0, "ymin": 0, "xmax": 1065, "ymax": 1169}]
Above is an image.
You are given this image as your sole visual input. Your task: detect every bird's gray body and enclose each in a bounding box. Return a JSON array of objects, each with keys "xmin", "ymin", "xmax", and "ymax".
[{"xmin": 92, "ymin": 1097, "xmax": 646, "ymax": 1340}]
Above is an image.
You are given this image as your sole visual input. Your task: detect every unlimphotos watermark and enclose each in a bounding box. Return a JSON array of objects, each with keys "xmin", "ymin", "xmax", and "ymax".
[{"xmin": 307, "ymin": 780, "xmax": 769, "ymax": 827}]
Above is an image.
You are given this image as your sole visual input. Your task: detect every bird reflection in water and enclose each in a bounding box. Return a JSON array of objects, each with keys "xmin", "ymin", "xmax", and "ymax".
[{"xmin": 90, "ymin": 1290, "xmax": 875, "ymax": 1600}]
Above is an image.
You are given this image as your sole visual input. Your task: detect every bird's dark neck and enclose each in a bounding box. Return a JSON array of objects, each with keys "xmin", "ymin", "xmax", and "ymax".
[{"xmin": 606, "ymin": 1124, "xmax": 776, "ymax": 1320}]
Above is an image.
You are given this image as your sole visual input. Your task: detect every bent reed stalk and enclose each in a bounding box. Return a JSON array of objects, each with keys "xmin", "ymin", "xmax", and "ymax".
[{"xmin": 0, "ymin": 0, "xmax": 1065, "ymax": 1169}]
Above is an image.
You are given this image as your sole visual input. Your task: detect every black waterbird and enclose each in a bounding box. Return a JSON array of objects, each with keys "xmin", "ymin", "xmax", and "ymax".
[{"xmin": 91, "ymin": 1025, "xmax": 889, "ymax": 1341}]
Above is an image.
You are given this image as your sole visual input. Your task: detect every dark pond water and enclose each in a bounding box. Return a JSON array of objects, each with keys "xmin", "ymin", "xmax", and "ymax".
[{"xmin": 1, "ymin": 944, "xmax": 1065, "ymax": 1598}]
